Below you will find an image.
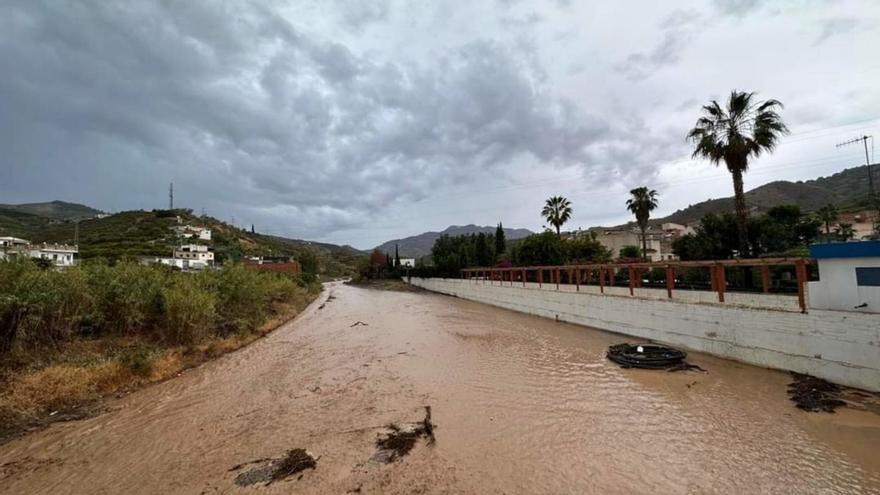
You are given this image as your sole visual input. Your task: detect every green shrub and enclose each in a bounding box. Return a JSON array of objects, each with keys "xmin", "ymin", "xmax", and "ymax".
[
  {"xmin": 159, "ymin": 277, "xmax": 216, "ymax": 344},
  {"xmin": 118, "ymin": 348, "xmax": 153, "ymax": 376}
]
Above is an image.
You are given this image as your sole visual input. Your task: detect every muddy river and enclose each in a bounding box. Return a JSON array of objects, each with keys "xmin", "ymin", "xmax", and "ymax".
[{"xmin": 1, "ymin": 282, "xmax": 879, "ymax": 494}]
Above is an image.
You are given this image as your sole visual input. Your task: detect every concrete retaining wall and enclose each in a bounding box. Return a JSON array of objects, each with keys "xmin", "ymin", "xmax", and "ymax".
[{"xmin": 409, "ymin": 277, "xmax": 880, "ymax": 392}]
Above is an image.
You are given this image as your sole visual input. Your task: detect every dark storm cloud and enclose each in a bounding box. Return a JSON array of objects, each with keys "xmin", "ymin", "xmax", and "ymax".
[{"xmin": 0, "ymin": 1, "xmax": 616, "ymax": 237}]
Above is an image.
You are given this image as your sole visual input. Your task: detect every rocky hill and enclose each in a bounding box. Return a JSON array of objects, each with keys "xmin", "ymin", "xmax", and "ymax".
[{"xmin": 375, "ymin": 224, "xmax": 533, "ymax": 258}]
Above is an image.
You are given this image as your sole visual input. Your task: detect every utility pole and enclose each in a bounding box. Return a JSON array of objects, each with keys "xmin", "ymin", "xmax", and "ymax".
[
  {"xmin": 836, "ymin": 135, "xmax": 878, "ymax": 233},
  {"xmin": 169, "ymin": 182, "xmax": 174, "ymax": 210}
]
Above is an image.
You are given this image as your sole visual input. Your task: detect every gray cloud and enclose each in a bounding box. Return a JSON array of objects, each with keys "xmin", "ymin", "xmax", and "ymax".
[
  {"xmin": 615, "ymin": 10, "xmax": 704, "ymax": 81},
  {"xmin": 1, "ymin": 0, "xmax": 876, "ymax": 246},
  {"xmin": 0, "ymin": 1, "xmax": 620, "ymax": 238},
  {"xmin": 813, "ymin": 18, "xmax": 861, "ymax": 44}
]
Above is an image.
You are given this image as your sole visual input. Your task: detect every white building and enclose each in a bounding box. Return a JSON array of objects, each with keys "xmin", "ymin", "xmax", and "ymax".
[
  {"xmin": 396, "ymin": 258, "xmax": 416, "ymax": 268},
  {"xmin": 29, "ymin": 243, "xmax": 78, "ymax": 267},
  {"xmin": 171, "ymin": 225, "xmax": 212, "ymax": 241},
  {"xmin": 1, "ymin": 237, "xmax": 78, "ymax": 267},
  {"xmin": 591, "ymin": 229, "xmax": 674, "ymax": 261},
  {"xmin": 808, "ymin": 241, "xmax": 880, "ymax": 314},
  {"xmin": 173, "ymin": 244, "xmax": 214, "ymax": 265},
  {"xmin": 140, "ymin": 256, "xmax": 209, "ymax": 270},
  {"xmin": 0, "ymin": 237, "xmax": 30, "ymax": 260}
]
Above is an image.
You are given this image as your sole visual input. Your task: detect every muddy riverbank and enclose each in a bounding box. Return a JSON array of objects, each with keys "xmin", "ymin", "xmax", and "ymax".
[{"xmin": 1, "ymin": 282, "xmax": 879, "ymax": 494}]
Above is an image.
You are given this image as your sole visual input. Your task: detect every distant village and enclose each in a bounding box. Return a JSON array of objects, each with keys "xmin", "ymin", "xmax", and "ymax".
[{"xmin": 0, "ymin": 215, "xmax": 302, "ymax": 274}]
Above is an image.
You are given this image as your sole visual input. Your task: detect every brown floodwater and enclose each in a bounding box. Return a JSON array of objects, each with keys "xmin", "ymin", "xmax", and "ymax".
[{"xmin": 1, "ymin": 282, "xmax": 879, "ymax": 494}]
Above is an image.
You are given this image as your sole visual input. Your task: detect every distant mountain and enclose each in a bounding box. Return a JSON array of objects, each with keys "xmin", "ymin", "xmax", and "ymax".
[
  {"xmin": 653, "ymin": 165, "xmax": 877, "ymax": 226},
  {"xmin": 375, "ymin": 224, "xmax": 534, "ymax": 258},
  {"xmin": 0, "ymin": 200, "xmax": 103, "ymax": 221}
]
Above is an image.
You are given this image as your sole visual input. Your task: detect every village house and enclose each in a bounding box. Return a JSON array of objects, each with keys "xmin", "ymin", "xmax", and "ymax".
[
  {"xmin": 173, "ymin": 243, "xmax": 214, "ymax": 267},
  {"xmin": 171, "ymin": 225, "xmax": 212, "ymax": 241},
  {"xmin": 591, "ymin": 228, "xmax": 676, "ymax": 261},
  {"xmin": 29, "ymin": 243, "xmax": 78, "ymax": 267},
  {"xmin": 0, "ymin": 236, "xmax": 30, "ymax": 260},
  {"xmin": 0, "ymin": 237, "xmax": 78, "ymax": 267}
]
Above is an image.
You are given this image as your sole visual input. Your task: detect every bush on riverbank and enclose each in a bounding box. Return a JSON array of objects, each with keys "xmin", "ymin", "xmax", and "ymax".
[{"xmin": 0, "ymin": 259, "xmax": 321, "ymax": 432}]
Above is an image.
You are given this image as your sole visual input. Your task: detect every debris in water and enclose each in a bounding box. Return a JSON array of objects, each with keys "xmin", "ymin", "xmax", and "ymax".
[
  {"xmin": 668, "ymin": 362, "xmax": 707, "ymax": 373},
  {"xmin": 606, "ymin": 343, "xmax": 688, "ymax": 369},
  {"xmin": 350, "ymin": 321, "xmax": 369, "ymax": 327},
  {"xmin": 371, "ymin": 406, "xmax": 435, "ymax": 463},
  {"xmin": 231, "ymin": 448, "xmax": 317, "ymax": 486},
  {"xmin": 788, "ymin": 372, "xmax": 846, "ymax": 413},
  {"xmin": 318, "ymin": 293, "xmax": 337, "ymax": 310}
]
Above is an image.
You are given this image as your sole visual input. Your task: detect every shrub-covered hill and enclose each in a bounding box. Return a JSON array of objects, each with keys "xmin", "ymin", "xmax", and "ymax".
[{"xmin": 2, "ymin": 208, "xmax": 363, "ymax": 277}]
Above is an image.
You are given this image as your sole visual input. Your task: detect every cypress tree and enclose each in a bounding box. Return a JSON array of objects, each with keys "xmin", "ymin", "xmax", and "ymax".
[{"xmin": 495, "ymin": 222, "xmax": 506, "ymax": 258}]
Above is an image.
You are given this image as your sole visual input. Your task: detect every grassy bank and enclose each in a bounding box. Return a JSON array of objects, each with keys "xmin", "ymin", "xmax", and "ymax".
[{"xmin": 0, "ymin": 260, "xmax": 321, "ymax": 442}]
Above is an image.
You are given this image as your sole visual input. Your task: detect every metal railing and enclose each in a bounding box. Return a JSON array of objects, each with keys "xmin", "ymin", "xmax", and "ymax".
[{"xmin": 460, "ymin": 258, "xmax": 813, "ymax": 312}]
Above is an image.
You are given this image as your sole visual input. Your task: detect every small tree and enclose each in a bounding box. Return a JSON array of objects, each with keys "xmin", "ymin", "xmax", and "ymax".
[
  {"xmin": 834, "ymin": 223, "xmax": 855, "ymax": 241},
  {"xmin": 619, "ymin": 245, "xmax": 641, "ymax": 260},
  {"xmin": 816, "ymin": 204, "xmax": 838, "ymax": 237}
]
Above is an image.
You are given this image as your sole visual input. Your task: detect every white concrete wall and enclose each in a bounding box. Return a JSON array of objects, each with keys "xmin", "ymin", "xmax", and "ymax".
[{"xmin": 409, "ymin": 277, "xmax": 880, "ymax": 392}]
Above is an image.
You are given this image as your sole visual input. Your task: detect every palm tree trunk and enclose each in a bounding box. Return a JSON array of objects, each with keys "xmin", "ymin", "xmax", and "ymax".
[
  {"xmin": 730, "ymin": 167, "xmax": 749, "ymax": 257},
  {"xmin": 556, "ymin": 225, "xmax": 560, "ymax": 236},
  {"xmin": 641, "ymin": 228, "xmax": 648, "ymax": 261}
]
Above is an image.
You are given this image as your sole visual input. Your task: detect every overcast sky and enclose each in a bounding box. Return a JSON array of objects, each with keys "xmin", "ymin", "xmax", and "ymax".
[{"xmin": 1, "ymin": 1, "xmax": 878, "ymax": 248}]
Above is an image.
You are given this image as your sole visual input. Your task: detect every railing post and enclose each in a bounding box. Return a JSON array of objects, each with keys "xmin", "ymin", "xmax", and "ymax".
[
  {"xmin": 796, "ymin": 259, "xmax": 807, "ymax": 313},
  {"xmin": 575, "ymin": 267, "xmax": 580, "ymax": 292},
  {"xmin": 716, "ymin": 264, "xmax": 726, "ymax": 303},
  {"xmin": 666, "ymin": 265, "xmax": 674, "ymax": 299},
  {"xmin": 599, "ymin": 267, "xmax": 605, "ymax": 294},
  {"xmin": 522, "ymin": 269, "xmax": 526, "ymax": 287},
  {"xmin": 628, "ymin": 265, "xmax": 635, "ymax": 296},
  {"xmin": 761, "ymin": 264, "xmax": 770, "ymax": 293},
  {"xmin": 539, "ymin": 268, "xmax": 543, "ymax": 288},
  {"xmin": 555, "ymin": 268, "xmax": 560, "ymax": 290}
]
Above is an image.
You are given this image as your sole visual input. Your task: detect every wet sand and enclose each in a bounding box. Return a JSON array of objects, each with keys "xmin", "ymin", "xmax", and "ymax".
[{"xmin": 1, "ymin": 282, "xmax": 879, "ymax": 494}]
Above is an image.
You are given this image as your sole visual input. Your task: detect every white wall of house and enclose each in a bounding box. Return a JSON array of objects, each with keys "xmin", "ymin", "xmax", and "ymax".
[
  {"xmin": 407, "ymin": 277, "xmax": 880, "ymax": 392},
  {"xmin": 174, "ymin": 244, "xmax": 214, "ymax": 263},
  {"xmin": 809, "ymin": 257, "xmax": 880, "ymax": 313},
  {"xmin": 28, "ymin": 245, "xmax": 78, "ymax": 267}
]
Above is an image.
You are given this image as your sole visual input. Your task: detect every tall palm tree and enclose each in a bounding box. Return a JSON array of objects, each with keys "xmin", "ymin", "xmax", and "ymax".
[
  {"xmin": 816, "ymin": 203, "xmax": 838, "ymax": 237},
  {"xmin": 625, "ymin": 187, "xmax": 659, "ymax": 260},
  {"xmin": 687, "ymin": 91, "xmax": 788, "ymax": 256},
  {"xmin": 542, "ymin": 196, "xmax": 572, "ymax": 236}
]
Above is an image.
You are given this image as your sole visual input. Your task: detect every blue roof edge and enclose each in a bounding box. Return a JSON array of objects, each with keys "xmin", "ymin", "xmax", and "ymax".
[{"xmin": 810, "ymin": 241, "xmax": 880, "ymax": 259}]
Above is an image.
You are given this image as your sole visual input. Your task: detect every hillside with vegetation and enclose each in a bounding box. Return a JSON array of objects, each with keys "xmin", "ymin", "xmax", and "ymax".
[
  {"xmin": 656, "ymin": 165, "xmax": 877, "ymax": 226},
  {"xmin": 0, "ymin": 206, "xmax": 363, "ymax": 278},
  {"xmin": 0, "ymin": 200, "xmax": 102, "ymax": 221}
]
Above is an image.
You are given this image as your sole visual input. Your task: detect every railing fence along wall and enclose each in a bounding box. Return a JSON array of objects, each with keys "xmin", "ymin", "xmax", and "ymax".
[{"xmin": 460, "ymin": 258, "xmax": 813, "ymax": 312}]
